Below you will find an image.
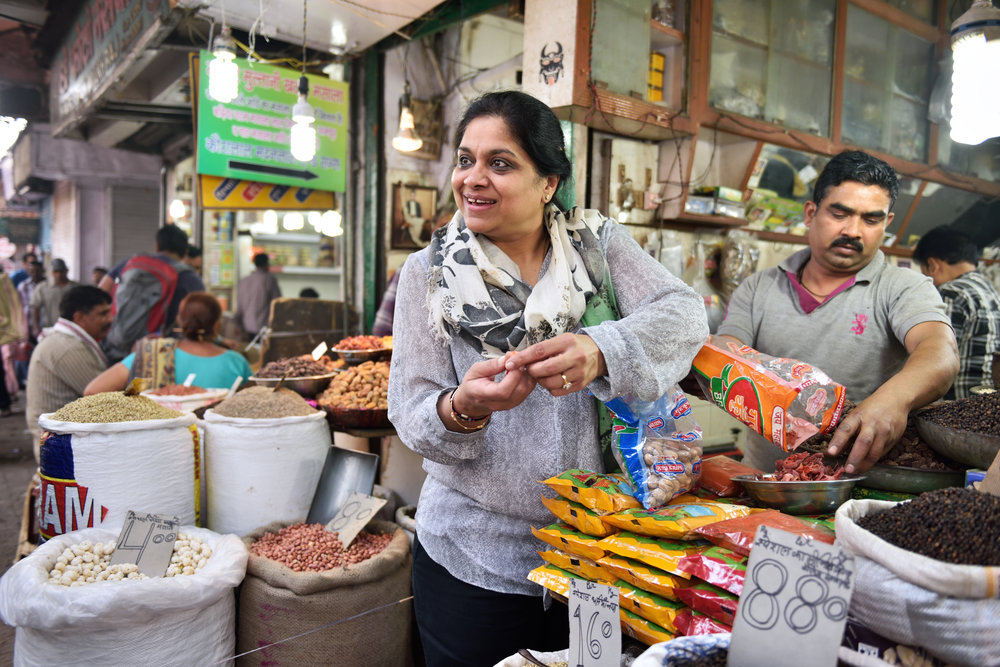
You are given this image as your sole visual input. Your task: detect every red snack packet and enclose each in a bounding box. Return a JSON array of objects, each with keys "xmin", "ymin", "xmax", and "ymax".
[
  {"xmin": 673, "ymin": 607, "xmax": 733, "ymax": 636},
  {"xmin": 691, "ymin": 509, "xmax": 835, "ymax": 557},
  {"xmin": 673, "ymin": 580, "xmax": 739, "ymax": 626},
  {"xmin": 698, "ymin": 455, "xmax": 763, "ymax": 496},
  {"xmin": 675, "ymin": 546, "xmax": 747, "ymax": 596}
]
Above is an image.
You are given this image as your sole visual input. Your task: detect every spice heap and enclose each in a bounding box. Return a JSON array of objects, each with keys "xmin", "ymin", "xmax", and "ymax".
[
  {"xmin": 333, "ymin": 335, "xmax": 386, "ymax": 351},
  {"xmin": 213, "ymin": 386, "xmax": 317, "ymax": 418},
  {"xmin": 857, "ymin": 487, "xmax": 1000, "ymax": 566},
  {"xmin": 148, "ymin": 384, "xmax": 208, "ymax": 396},
  {"xmin": 768, "ymin": 452, "xmax": 844, "ymax": 481},
  {"xmin": 921, "ymin": 393, "xmax": 1000, "ymax": 437},
  {"xmin": 317, "ymin": 360, "xmax": 389, "ymax": 410},
  {"xmin": 51, "ymin": 392, "xmax": 183, "ymax": 423},
  {"xmin": 250, "ymin": 523, "xmax": 394, "ymax": 571},
  {"xmin": 256, "ymin": 355, "xmax": 331, "ymax": 378},
  {"xmin": 880, "ymin": 421, "xmax": 959, "ymax": 470},
  {"xmin": 47, "ymin": 533, "xmax": 212, "ymax": 586}
]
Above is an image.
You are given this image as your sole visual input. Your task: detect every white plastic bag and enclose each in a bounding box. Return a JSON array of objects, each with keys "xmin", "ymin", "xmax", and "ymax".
[
  {"xmin": 835, "ymin": 499, "xmax": 1000, "ymax": 666},
  {"xmin": 204, "ymin": 409, "xmax": 330, "ymax": 536},
  {"xmin": 37, "ymin": 412, "xmax": 198, "ymax": 540},
  {"xmin": 0, "ymin": 526, "xmax": 248, "ymax": 666}
]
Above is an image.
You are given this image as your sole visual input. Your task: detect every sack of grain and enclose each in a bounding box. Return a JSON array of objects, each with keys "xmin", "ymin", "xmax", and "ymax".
[
  {"xmin": 38, "ymin": 394, "xmax": 198, "ymax": 540},
  {"xmin": 237, "ymin": 519, "xmax": 412, "ymax": 666},
  {"xmin": 204, "ymin": 388, "xmax": 330, "ymax": 536},
  {"xmin": 0, "ymin": 526, "xmax": 248, "ymax": 666}
]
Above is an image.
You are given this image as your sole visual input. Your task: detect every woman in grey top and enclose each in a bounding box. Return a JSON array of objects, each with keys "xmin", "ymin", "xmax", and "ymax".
[{"xmin": 387, "ymin": 91, "xmax": 708, "ymax": 666}]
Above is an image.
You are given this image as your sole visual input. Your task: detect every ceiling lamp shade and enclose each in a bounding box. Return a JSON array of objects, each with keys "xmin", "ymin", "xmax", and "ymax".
[
  {"xmin": 392, "ymin": 83, "xmax": 423, "ymax": 153},
  {"xmin": 950, "ymin": 0, "xmax": 1000, "ymax": 145},
  {"xmin": 208, "ymin": 25, "xmax": 239, "ymax": 103}
]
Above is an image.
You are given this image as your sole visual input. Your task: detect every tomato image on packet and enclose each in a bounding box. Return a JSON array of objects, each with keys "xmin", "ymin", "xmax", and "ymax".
[
  {"xmin": 692, "ymin": 339, "xmax": 848, "ymax": 451},
  {"xmin": 541, "ymin": 469, "xmax": 641, "ymax": 513}
]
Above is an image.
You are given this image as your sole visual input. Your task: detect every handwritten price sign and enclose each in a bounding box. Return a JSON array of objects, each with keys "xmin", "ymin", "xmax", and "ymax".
[
  {"xmin": 109, "ymin": 510, "xmax": 182, "ymax": 577},
  {"xmin": 324, "ymin": 491, "xmax": 387, "ymax": 549},
  {"xmin": 569, "ymin": 579, "xmax": 620, "ymax": 667}
]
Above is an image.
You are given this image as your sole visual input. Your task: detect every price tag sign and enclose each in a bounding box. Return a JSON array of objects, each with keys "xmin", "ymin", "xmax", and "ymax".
[
  {"xmin": 324, "ymin": 491, "xmax": 387, "ymax": 549},
  {"xmin": 108, "ymin": 510, "xmax": 182, "ymax": 577},
  {"xmin": 568, "ymin": 579, "xmax": 620, "ymax": 667},
  {"xmin": 311, "ymin": 341, "xmax": 328, "ymax": 361},
  {"xmin": 728, "ymin": 526, "xmax": 855, "ymax": 667}
]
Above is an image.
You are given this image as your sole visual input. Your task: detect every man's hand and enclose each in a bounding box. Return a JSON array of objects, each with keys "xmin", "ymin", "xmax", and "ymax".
[{"xmin": 825, "ymin": 393, "xmax": 909, "ymax": 473}]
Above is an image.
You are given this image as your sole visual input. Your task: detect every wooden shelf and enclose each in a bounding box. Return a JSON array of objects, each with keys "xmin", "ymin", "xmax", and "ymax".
[{"xmin": 650, "ymin": 20, "xmax": 684, "ymax": 46}]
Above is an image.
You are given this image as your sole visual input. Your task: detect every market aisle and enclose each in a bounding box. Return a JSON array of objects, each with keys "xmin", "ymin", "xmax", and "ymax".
[{"xmin": 0, "ymin": 392, "xmax": 39, "ymax": 665}]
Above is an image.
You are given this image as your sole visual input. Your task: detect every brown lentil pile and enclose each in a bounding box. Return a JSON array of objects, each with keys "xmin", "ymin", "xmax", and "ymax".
[
  {"xmin": 250, "ymin": 523, "xmax": 394, "ymax": 571},
  {"xmin": 880, "ymin": 421, "xmax": 960, "ymax": 471},
  {"xmin": 921, "ymin": 393, "xmax": 1000, "ymax": 437},
  {"xmin": 212, "ymin": 386, "xmax": 318, "ymax": 418},
  {"xmin": 856, "ymin": 487, "xmax": 1000, "ymax": 566},
  {"xmin": 51, "ymin": 392, "xmax": 183, "ymax": 423},
  {"xmin": 256, "ymin": 356, "xmax": 331, "ymax": 378},
  {"xmin": 317, "ymin": 360, "xmax": 389, "ymax": 409}
]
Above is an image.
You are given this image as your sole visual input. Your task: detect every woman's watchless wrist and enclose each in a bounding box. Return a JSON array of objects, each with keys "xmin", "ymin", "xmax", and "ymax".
[{"xmin": 447, "ymin": 385, "xmax": 492, "ymax": 432}]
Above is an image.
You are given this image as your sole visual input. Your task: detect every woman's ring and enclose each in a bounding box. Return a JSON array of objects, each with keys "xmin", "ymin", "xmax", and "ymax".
[{"xmin": 561, "ymin": 374, "xmax": 572, "ymax": 390}]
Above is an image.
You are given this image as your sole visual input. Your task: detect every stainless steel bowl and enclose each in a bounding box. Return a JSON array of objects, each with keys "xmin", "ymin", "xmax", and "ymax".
[
  {"xmin": 731, "ymin": 474, "xmax": 865, "ymax": 515},
  {"xmin": 859, "ymin": 463, "xmax": 965, "ymax": 493},
  {"xmin": 915, "ymin": 413, "xmax": 1000, "ymax": 469},
  {"xmin": 331, "ymin": 348, "xmax": 392, "ymax": 365},
  {"xmin": 248, "ymin": 372, "xmax": 338, "ymax": 397}
]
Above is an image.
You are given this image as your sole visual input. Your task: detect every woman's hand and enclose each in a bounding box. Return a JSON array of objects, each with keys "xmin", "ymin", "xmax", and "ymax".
[
  {"xmin": 439, "ymin": 355, "xmax": 538, "ymax": 431},
  {"xmin": 507, "ymin": 333, "xmax": 607, "ymax": 396}
]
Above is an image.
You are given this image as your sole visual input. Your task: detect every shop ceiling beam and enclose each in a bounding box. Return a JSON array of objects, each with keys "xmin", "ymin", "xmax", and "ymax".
[
  {"xmin": 374, "ymin": 0, "xmax": 509, "ymax": 51},
  {"xmin": 91, "ymin": 102, "xmax": 191, "ymax": 124}
]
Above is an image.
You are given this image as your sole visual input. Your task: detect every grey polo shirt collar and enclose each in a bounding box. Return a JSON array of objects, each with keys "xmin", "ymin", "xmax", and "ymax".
[{"xmin": 780, "ymin": 247, "xmax": 887, "ymax": 313}]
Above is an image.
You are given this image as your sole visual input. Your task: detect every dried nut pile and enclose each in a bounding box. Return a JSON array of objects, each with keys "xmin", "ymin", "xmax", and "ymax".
[
  {"xmin": 642, "ymin": 439, "xmax": 703, "ymax": 506},
  {"xmin": 213, "ymin": 386, "xmax": 318, "ymax": 418},
  {"xmin": 857, "ymin": 487, "xmax": 1000, "ymax": 566},
  {"xmin": 51, "ymin": 392, "xmax": 183, "ymax": 423},
  {"xmin": 256, "ymin": 356, "xmax": 330, "ymax": 378},
  {"xmin": 317, "ymin": 361, "xmax": 389, "ymax": 410},
  {"xmin": 250, "ymin": 523, "xmax": 394, "ymax": 571},
  {"xmin": 334, "ymin": 335, "xmax": 385, "ymax": 351},
  {"xmin": 47, "ymin": 533, "xmax": 212, "ymax": 585},
  {"xmin": 921, "ymin": 393, "xmax": 1000, "ymax": 436},
  {"xmin": 149, "ymin": 384, "xmax": 208, "ymax": 396},
  {"xmin": 880, "ymin": 422, "xmax": 958, "ymax": 470}
]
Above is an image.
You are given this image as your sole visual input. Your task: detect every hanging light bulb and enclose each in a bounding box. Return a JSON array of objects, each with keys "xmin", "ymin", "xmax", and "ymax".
[
  {"xmin": 283, "ymin": 212, "xmax": 305, "ymax": 231},
  {"xmin": 949, "ymin": 0, "xmax": 1000, "ymax": 145},
  {"xmin": 290, "ymin": 76, "xmax": 317, "ymax": 162},
  {"xmin": 168, "ymin": 198, "xmax": 187, "ymax": 220},
  {"xmin": 392, "ymin": 81, "xmax": 423, "ymax": 153},
  {"xmin": 262, "ymin": 209, "xmax": 278, "ymax": 234},
  {"xmin": 307, "ymin": 211, "xmax": 322, "ymax": 230},
  {"xmin": 208, "ymin": 25, "xmax": 239, "ymax": 103},
  {"xmin": 320, "ymin": 210, "xmax": 343, "ymax": 237}
]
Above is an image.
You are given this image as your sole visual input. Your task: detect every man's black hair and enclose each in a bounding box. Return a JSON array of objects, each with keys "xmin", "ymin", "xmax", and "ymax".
[
  {"xmin": 186, "ymin": 244, "xmax": 202, "ymax": 259},
  {"xmin": 812, "ymin": 150, "xmax": 899, "ymax": 210},
  {"xmin": 59, "ymin": 285, "xmax": 111, "ymax": 321},
  {"xmin": 253, "ymin": 252, "xmax": 270, "ymax": 269},
  {"xmin": 913, "ymin": 226, "xmax": 980, "ymax": 266},
  {"xmin": 155, "ymin": 224, "xmax": 189, "ymax": 256}
]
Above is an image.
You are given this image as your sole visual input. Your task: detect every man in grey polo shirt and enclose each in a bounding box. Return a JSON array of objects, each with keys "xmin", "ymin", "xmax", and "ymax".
[{"xmin": 716, "ymin": 150, "xmax": 958, "ymax": 474}]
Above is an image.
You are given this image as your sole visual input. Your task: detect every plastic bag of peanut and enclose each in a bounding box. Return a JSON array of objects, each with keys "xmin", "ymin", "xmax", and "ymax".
[{"xmin": 606, "ymin": 386, "xmax": 704, "ymax": 509}]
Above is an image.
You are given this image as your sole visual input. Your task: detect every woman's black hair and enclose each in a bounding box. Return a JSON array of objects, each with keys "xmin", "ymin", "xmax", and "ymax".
[
  {"xmin": 454, "ymin": 90, "xmax": 572, "ymax": 210},
  {"xmin": 177, "ymin": 291, "xmax": 222, "ymax": 341}
]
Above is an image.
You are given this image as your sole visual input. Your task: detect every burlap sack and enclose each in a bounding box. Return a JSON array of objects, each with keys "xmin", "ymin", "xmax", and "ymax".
[{"xmin": 236, "ymin": 519, "xmax": 413, "ymax": 666}]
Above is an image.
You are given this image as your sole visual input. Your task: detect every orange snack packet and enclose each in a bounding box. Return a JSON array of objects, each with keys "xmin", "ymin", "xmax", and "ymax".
[
  {"xmin": 692, "ymin": 339, "xmax": 848, "ymax": 451},
  {"xmin": 698, "ymin": 455, "xmax": 764, "ymax": 497}
]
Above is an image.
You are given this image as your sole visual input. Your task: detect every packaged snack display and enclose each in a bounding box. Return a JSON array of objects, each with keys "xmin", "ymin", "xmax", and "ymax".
[
  {"xmin": 675, "ymin": 546, "xmax": 747, "ymax": 595},
  {"xmin": 615, "ymin": 580, "xmax": 684, "ymax": 632},
  {"xmin": 673, "ymin": 580, "xmax": 739, "ymax": 626},
  {"xmin": 540, "ymin": 496, "xmax": 618, "ymax": 538},
  {"xmin": 538, "ymin": 549, "xmax": 611, "ymax": 582},
  {"xmin": 531, "ymin": 523, "xmax": 606, "ymax": 561},
  {"xmin": 674, "ymin": 608, "xmax": 733, "ymax": 636},
  {"xmin": 692, "ymin": 339, "xmax": 847, "ymax": 451},
  {"xmin": 598, "ymin": 532, "xmax": 710, "ymax": 578},
  {"xmin": 698, "ymin": 455, "xmax": 763, "ymax": 496},
  {"xmin": 527, "ymin": 563, "xmax": 577, "ymax": 597},
  {"xmin": 692, "ymin": 509, "xmax": 835, "ymax": 556},
  {"xmin": 621, "ymin": 608, "xmax": 676, "ymax": 645},
  {"xmin": 597, "ymin": 554, "xmax": 691, "ymax": 600},
  {"xmin": 606, "ymin": 386, "xmax": 704, "ymax": 509},
  {"xmin": 600, "ymin": 501, "xmax": 759, "ymax": 541},
  {"xmin": 541, "ymin": 469, "xmax": 641, "ymax": 513}
]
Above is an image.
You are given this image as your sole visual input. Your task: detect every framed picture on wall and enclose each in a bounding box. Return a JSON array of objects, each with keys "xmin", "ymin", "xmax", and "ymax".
[{"xmin": 391, "ymin": 183, "xmax": 438, "ymax": 250}]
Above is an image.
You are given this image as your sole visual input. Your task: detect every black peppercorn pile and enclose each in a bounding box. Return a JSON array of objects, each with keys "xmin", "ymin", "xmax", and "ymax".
[
  {"xmin": 857, "ymin": 487, "xmax": 1000, "ymax": 566},
  {"xmin": 921, "ymin": 393, "xmax": 1000, "ymax": 437},
  {"xmin": 667, "ymin": 651, "xmax": 728, "ymax": 667}
]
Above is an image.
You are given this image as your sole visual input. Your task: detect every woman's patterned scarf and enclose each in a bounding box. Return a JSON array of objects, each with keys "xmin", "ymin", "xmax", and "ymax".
[{"xmin": 427, "ymin": 204, "xmax": 609, "ymax": 358}]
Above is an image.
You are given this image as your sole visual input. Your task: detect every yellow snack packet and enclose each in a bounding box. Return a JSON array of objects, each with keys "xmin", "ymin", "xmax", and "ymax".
[
  {"xmin": 600, "ymin": 502, "xmax": 759, "ymax": 540},
  {"xmin": 538, "ymin": 549, "xmax": 611, "ymax": 582},
  {"xmin": 597, "ymin": 553, "xmax": 691, "ymax": 600},
  {"xmin": 541, "ymin": 495, "xmax": 618, "ymax": 538},
  {"xmin": 598, "ymin": 531, "xmax": 710, "ymax": 578},
  {"xmin": 531, "ymin": 523, "xmax": 607, "ymax": 561},
  {"xmin": 615, "ymin": 580, "xmax": 684, "ymax": 632},
  {"xmin": 541, "ymin": 469, "xmax": 641, "ymax": 513},
  {"xmin": 527, "ymin": 563, "xmax": 576, "ymax": 596},
  {"xmin": 621, "ymin": 608, "xmax": 675, "ymax": 645}
]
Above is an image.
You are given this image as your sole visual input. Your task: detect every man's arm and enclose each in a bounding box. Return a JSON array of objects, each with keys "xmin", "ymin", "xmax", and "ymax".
[{"xmin": 826, "ymin": 321, "xmax": 958, "ymax": 473}]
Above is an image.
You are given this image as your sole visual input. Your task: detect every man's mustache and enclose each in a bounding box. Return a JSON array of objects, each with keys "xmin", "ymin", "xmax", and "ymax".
[{"xmin": 831, "ymin": 237, "xmax": 863, "ymax": 252}]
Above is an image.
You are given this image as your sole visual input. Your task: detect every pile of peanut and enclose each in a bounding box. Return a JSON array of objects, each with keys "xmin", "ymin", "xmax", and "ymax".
[
  {"xmin": 250, "ymin": 523, "xmax": 394, "ymax": 571},
  {"xmin": 642, "ymin": 439, "xmax": 704, "ymax": 506},
  {"xmin": 317, "ymin": 360, "xmax": 389, "ymax": 410}
]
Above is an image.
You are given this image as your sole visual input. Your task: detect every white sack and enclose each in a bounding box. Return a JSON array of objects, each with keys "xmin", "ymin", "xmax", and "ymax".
[
  {"xmin": 0, "ymin": 526, "xmax": 248, "ymax": 666},
  {"xmin": 204, "ymin": 409, "xmax": 330, "ymax": 536}
]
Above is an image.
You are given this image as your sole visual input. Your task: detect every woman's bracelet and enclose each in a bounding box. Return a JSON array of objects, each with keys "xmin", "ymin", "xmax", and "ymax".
[{"xmin": 449, "ymin": 386, "xmax": 491, "ymax": 431}]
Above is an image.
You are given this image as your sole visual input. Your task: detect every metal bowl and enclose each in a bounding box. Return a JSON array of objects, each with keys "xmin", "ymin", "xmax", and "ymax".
[
  {"xmin": 731, "ymin": 474, "xmax": 865, "ymax": 515},
  {"xmin": 331, "ymin": 348, "xmax": 392, "ymax": 365},
  {"xmin": 915, "ymin": 413, "xmax": 1000, "ymax": 469},
  {"xmin": 859, "ymin": 463, "xmax": 966, "ymax": 493},
  {"xmin": 248, "ymin": 372, "xmax": 338, "ymax": 398},
  {"xmin": 323, "ymin": 405, "xmax": 391, "ymax": 430}
]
